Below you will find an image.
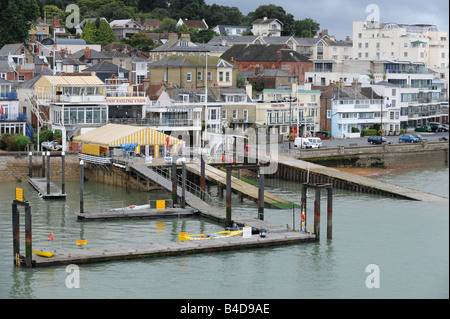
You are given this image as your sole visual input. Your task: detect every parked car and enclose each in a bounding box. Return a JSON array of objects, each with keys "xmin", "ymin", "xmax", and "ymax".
[
  {"xmin": 415, "ymin": 126, "xmax": 431, "ymax": 132},
  {"xmin": 399, "ymin": 134, "xmax": 420, "ymax": 143},
  {"xmin": 41, "ymin": 141, "xmax": 63, "ymax": 151},
  {"xmin": 412, "ymin": 134, "xmax": 426, "ymax": 141},
  {"xmin": 294, "ymin": 137, "xmax": 318, "ymax": 149},
  {"xmin": 429, "ymin": 122, "xmax": 446, "ymax": 132},
  {"xmin": 367, "ymin": 136, "xmax": 392, "ymax": 144}
]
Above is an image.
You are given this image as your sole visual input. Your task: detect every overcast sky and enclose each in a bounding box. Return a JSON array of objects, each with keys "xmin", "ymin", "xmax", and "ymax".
[{"xmin": 204, "ymin": 0, "xmax": 449, "ymax": 40}]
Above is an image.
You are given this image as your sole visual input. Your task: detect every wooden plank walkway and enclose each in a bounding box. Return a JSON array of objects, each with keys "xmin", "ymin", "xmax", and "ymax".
[
  {"xmin": 186, "ymin": 162, "xmax": 295, "ymax": 209},
  {"xmin": 28, "ymin": 177, "xmax": 66, "ymax": 199},
  {"xmin": 276, "ymin": 152, "xmax": 448, "ymax": 202}
]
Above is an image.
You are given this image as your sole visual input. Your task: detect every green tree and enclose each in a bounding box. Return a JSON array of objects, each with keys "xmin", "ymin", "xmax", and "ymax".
[
  {"xmin": 43, "ymin": 4, "xmax": 65, "ymax": 20},
  {"xmin": 128, "ymin": 33, "xmax": 154, "ymax": 52},
  {"xmin": 96, "ymin": 20, "xmax": 116, "ymax": 45},
  {"xmin": 81, "ymin": 20, "xmax": 97, "ymax": 43},
  {"xmin": 247, "ymin": 4, "xmax": 294, "ymax": 36},
  {"xmin": 293, "ymin": 18, "xmax": 320, "ymax": 38},
  {"xmin": 0, "ymin": 0, "xmax": 40, "ymax": 47},
  {"xmin": 158, "ymin": 18, "xmax": 177, "ymax": 33}
]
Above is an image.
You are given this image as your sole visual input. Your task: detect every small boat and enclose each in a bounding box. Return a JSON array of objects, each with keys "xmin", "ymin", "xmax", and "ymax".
[
  {"xmin": 179, "ymin": 230, "xmax": 243, "ymax": 242},
  {"xmin": 106, "ymin": 204, "xmax": 151, "ymax": 212},
  {"xmin": 33, "ymin": 248, "xmax": 54, "ymax": 258}
]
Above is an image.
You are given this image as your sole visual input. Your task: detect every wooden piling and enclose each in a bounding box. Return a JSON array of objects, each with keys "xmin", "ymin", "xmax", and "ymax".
[
  {"xmin": 80, "ymin": 160, "xmax": 84, "ymax": 214},
  {"xmin": 172, "ymin": 161, "xmax": 177, "ymax": 206},
  {"xmin": 181, "ymin": 162, "xmax": 186, "ymax": 209},
  {"xmin": 46, "ymin": 151, "xmax": 50, "ymax": 195},
  {"xmin": 226, "ymin": 168, "xmax": 232, "ymax": 227}
]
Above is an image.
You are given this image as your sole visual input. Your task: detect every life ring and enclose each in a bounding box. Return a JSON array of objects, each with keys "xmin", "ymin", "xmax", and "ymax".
[
  {"xmin": 128, "ymin": 205, "xmax": 136, "ymax": 209},
  {"xmin": 49, "ymin": 233, "xmax": 54, "ymax": 241},
  {"xmin": 301, "ymin": 214, "xmax": 305, "ymax": 222}
]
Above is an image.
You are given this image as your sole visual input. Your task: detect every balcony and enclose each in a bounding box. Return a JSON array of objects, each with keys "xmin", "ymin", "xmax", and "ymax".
[{"xmin": 108, "ymin": 117, "xmax": 201, "ymax": 127}]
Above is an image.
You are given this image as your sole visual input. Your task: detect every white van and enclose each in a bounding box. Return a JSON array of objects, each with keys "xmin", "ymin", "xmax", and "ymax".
[
  {"xmin": 294, "ymin": 137, "xmax": 318, "ymax": 149},
  {"xmin": 307, "ymin": 137, "xmax": 322, "ymax": 148}
]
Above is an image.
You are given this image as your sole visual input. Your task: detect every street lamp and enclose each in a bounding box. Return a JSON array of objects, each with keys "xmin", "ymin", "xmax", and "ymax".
[{"xmin": 380, "ymin": 96, "xmax": 389, "ymax": 136}]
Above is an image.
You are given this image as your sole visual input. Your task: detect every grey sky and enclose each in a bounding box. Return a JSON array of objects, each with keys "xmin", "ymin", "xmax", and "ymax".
[{"xmin": 204, "ymin": 0, "xmax": 449, "ymax": 40}]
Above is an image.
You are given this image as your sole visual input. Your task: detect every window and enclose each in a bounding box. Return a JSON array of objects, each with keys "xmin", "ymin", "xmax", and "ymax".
[
  {"xmin": 197, "ymin": 71, "xmax": 202, "ymax": 81},
  {"xmin": 208, "ymin": 71, "xmax": 212, "ymax": 82},
  {"xmin": 225, "ymin": 72, "xmax": 230, "ymax": 82},
  {"xmin": 219, "ymin": 71, "xmax": 223, "ymax": 81},
  {"xmin": 233, "ymin": 109, "xmax": 238, "ymax": 119},
  {"xmin": 243, "ymin": 109, "xmax": 248, "ymax": 121},
  {"xmin": 222, "ymin": 109, "xmax": 227, "ymax": 119},
  {"xmin": 137, "ymin": 75, "xmax": 145, "ymax": 84},
  {"xmin": 358, "ymin": 43, "xmax": 362, "ymax": 48},
  {"xmin": 404, "ymin": 52, "xmax": 408, "ymax": 57},
  {"xmin": 365, "ymin": 43, "xmax": 369, "ymax": 48},
  {"xmin": 187, "ymin": 72, "xmax": 192, "ymax": 82},
  {"xmin": 358, "ymin": 33, "xmax": 362, "ymax": 38}
]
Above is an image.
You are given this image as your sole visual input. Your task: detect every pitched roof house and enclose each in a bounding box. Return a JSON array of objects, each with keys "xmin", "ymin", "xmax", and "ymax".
[
  {"xmin": 251, "ymin": 17, "xmax": 283, "ymax": 37},
  {"xmin": 176, "ymin": 19, "xmax": 208, "ymax": 30},
  {"xmin": 220, "ymin": 44, "xmax": 312, "ymax": 84}
]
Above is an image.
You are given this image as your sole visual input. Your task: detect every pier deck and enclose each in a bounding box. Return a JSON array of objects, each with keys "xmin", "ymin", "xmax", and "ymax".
[
  {"xmin": 28, "ymin": 177, "xmax": 66, "ymax": 199},
  {"xmin": 30, "ymin": 230, "xmax": 315, "ymax": 268},
  {"xmin": 75, "ymin": 207, "xmax": 197, "ymax": 220}
]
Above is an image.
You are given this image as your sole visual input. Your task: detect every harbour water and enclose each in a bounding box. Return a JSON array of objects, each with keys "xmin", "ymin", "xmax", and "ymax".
[{"xmin": 0, "ymin": 165, "xmax": 448, "ymax": 299}]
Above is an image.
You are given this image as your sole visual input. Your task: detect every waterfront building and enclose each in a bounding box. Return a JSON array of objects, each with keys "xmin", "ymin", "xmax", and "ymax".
[
  {"xmin": 254, "ymin": 83, "xmax": 321, "ymax": 137},
  {"xmin": 73, "ymin": 123, "xmax": 185, "ymax": 160},
  {"xmin": 33, "ymin": 75, "xmax": 108, "ymax": 151},
  {"xmin": 0, "ymin": 78, "xmax": 34, "ymax": 140},
  {"xmin": 176, "ymin": 18, "xmax": 208, "ymax": 31},
  {"xmin": 330, "ymin": 84, "xmax": 388, "ymax": 138},
  {"xmin": 306, "ymin": 59, "xmax": 446, "ymax": 129},
  {"xmin": 352, "ymin": 20, "xmax": 448, "ymax": 69}
]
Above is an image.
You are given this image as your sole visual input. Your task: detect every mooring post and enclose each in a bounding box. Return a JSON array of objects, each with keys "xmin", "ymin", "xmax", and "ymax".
[
  {"xmin": 79, "ymin": 160, "xmax": 84, "ymax": 214},
  {"xmin": 200, "ymin": 155, "xmax": 205, "ymax": 200},
  {"xmin": 258, "ymin": 167, "xmax": 264, "ymax": 220},
  {"xmin": 301, "ymin": 184, "xmax": 307, "ymax": 228},
  {"xmin": 28, "ymin": 152, "xmax": 33, "ymax": 178},
  {"xmin": 172, "ymin": 161, "xmax": 177, "ymax": 207},
  {"xmin": 181, "ymin": 161, "xmax": 186, "ymax": 209},
  {"xmin": 226, "ymin": 168, "xmax": 232, "ymax": 227},
  {"xmin": 61, "ymin": 151, "xmax": 65, "ymax": 194},
  {"xmin": 327, "ymin": 187, "xmax": 333, "ymax": 239},
  {"xmin": 314, "ymin": 188, "xmax": 321, "ymax": 241},
  {"xmin": 24, "ymin": 204, "xmax": 32, "ymax": 268},
  {"xmin": 46, "ymin": 151, "xmax": 50, "ymax": 195},
  {"xmin": 12, "ymin": 202, "xmax": 19, "ymax": 266},
  {"xmin": 41, "ymin": 151, "xmax": 45, "ymax": 177}
]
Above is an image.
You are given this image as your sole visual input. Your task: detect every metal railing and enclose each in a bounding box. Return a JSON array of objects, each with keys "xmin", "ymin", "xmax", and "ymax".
[{"xmin": 149, "ymin": 165, "xmax": 212, "ymax": 202}]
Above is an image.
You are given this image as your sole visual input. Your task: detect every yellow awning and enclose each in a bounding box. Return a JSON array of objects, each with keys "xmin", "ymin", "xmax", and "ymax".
[
  {"xmin": 73, "ymin": 124, "xmax": 185, "ymax": 148},
  {"xmin": 42, "ymin": 75, "xmax": 105, "ymax": 86}
]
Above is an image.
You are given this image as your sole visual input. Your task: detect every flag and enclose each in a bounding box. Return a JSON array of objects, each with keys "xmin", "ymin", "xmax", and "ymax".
[{"xmin": 0, "ymin": 105, "xmax": 3, "ymax": 115}]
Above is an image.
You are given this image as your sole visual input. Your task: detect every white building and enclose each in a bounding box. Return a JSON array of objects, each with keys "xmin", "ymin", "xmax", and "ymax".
[
  {"xmin": 352, "ymin": 20, "xmax": 449, "ymax": 69},
  {"xmin": 251, "ymin": 17, "xmax": 283, "ymax": 37}
]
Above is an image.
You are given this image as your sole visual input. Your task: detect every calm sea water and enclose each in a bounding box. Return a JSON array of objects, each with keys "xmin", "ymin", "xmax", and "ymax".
[{"xmin": 0, "ymin": 165, "xmax": 448, "ymax": 299}]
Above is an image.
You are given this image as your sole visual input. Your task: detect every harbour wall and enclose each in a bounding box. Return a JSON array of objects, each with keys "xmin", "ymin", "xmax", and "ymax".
[{"xmin": 294, "ymin": 142, "xmax": 449, "ymax": 169}]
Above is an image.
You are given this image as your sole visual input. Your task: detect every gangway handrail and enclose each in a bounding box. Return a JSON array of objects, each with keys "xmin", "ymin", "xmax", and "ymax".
[{"xmin": 149, "ymin": 165, "xmax": 212, "ymax": 202}]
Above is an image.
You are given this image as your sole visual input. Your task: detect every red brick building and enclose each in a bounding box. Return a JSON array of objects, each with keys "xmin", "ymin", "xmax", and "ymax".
[{"xmin": 221, "ymin": 44, "xmax": 313, "ymax": 84}]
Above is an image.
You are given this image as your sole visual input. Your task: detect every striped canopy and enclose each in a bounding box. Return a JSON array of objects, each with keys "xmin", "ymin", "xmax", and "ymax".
[{"xmin": 73, "ymin": 124, "xmax": 185, "ymax": 148}]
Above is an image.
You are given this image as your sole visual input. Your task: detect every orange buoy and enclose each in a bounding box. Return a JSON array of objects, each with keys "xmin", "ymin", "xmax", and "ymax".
[
  {"xmin": 49, "ymin": 233, "xmax": 54, "ymax": 241},
  {"xmin": 128, "ymin": 205, "xmax": 136, "ymax": 209},
  {"xmin": 301, "ymin": 214, "xmax": 305, "ymax": 222}
]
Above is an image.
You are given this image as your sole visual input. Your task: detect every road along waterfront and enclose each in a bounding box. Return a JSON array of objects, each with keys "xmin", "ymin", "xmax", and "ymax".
[{"xmin": 0, "ymin": 162, "xmax": 447, "ymax": 299}]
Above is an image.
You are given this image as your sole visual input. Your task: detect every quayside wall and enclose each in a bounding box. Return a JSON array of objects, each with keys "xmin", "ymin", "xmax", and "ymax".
[{"xmin": 295, "ymin": 141, "xmax": 449, "ymax": 169}]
